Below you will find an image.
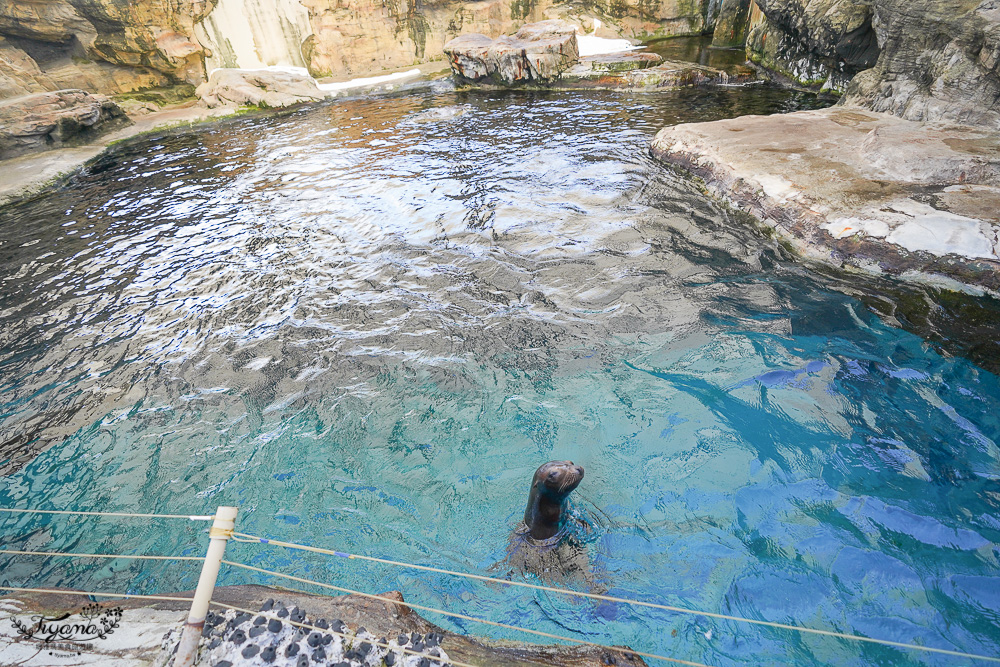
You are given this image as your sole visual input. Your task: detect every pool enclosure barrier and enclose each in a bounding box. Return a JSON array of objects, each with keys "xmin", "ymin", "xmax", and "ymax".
[{"xmin": 0, "ymin": 505, "xmax": 998, "ymax": 666}]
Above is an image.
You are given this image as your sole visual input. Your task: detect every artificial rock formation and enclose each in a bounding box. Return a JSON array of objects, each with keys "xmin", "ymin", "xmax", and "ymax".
[
  {"xmin": 444, "ymin": 19, "xmax": 580, "ymax": 84},
  {"xmin": 197, "ymin": 68, "xmax": 326, "ymax": 108},
  {"xmin": 843, "ymin": 0, "xmax": 1000, "ymax": 129},
  {"xmin": 0, "ymin": 89, "xmax": 126, "ymax": 159},
  {"xmin": 735, "ymin": 0, "xmax": 999, "ymax": 127},
  {"xmin": 0, "ymin": 0, "xmax": 217, "ymax": 98},
  {"xmin": 0, "ymin": 0, "xmax": 721, "ymax": 102},
  {"xmin": 744, "ymin": 0, "xmax": 879, "ymax": 93},
  {"xmin": 651, "ymin": 107, "xmax": 1000, "ymax": 291}
]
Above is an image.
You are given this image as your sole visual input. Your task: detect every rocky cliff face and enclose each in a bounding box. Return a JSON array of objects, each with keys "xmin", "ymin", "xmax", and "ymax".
[
  {"xmin": 744, "ymin": 0, "xmax": 879, "ymax": 93},
  {"xmin": 299, "ymin": 0, "xmax": 715, "ymax": 79},
  {"xmin": 0, "ymin": 0, "xmax": 718, "ymax": 99},
  {"xmin": 843, "ymin": 0, "xmax": 1000, "ymax": 129},
  {"xmin": 0, "ymin": 0, "xmax": 216, "ymax": 99},
  {"xmin": 739, "ymin": 0, "xmax": 999, "ymax": 127}
]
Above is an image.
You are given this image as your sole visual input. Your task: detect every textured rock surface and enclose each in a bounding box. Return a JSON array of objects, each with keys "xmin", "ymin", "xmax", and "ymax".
[
  {"xmin": 843, "ymin": 0, "xmax": 1000, "ymax": 129},
  {"xmin": 745, "ymin": 0, "xmax": 878, "ymax": 92},
  {"xmin": 0, "ymin": 89, "xmax": 127, "ymax": 159},
  {"xmin": 444, "ymin": 19, "xmax": 579, "ymax": 84},
  {"xmin": 197, "ymin": 68, "xmax": 325, "ymax": 108},
  {"xmin": 711, "ymin": 0, "xmax": 753, "ymax": 47},
  {"xmin": 2, "ymin": 585, "xmax": 649, "ymax": 667},
  {"xmin": 562, "ymin": 58, "xmax": 755, "ymax": 88},
  {"xmin": 0, "ymin": 0, "xmax": 717, "ymax": 101},
  {"xmin": 650, "ymin": 107, "xmax": 1000, "ymax": 292},
  {"xmin": 0, "ymin": 0, "xmax": 217, "ymax": 98},
  {"xmin": 741, "ymin": 0, "xmax": 1000, "ymax": 125},
  {"xmin": 301, "ymin": 0, "xmax": 712, "ymax": 80}
]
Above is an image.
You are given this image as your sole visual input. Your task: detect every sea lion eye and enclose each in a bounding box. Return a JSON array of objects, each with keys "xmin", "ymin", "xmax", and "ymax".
[{"xmin": 548, "ymin": 471, "xmax": 558, "ymax": 479}]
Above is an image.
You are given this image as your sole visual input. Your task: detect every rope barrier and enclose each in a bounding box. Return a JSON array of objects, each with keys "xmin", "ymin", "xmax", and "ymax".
[
  {"xmin": 209, "ymin": 600, "xmax": 485, "ymax": 667},
  {"xmin": 0, "ymin": 508, "xmax": 213, "ymax": 521},
  {"xmin": 0, "ymin": 548, "xmax": 203, "ymax": 561},
  {"xmin": 221, "ymin": 559, "xmax": 710, "ymax": 667},
  {"xmin": 233, "ymin": 532, "xmax": 1000, "ymax": 664},
  {"xmin": 0, "ymin": 585, "xmax": 194, "ymax": 603}
]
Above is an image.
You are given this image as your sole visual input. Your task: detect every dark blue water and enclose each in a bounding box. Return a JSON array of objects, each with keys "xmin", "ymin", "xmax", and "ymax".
[{"xmin": 1, "ymin": 87, "xmax": 998, "ymax": 666}]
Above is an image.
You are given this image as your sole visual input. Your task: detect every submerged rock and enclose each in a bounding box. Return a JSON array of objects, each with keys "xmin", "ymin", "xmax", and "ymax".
[
  {"xmin": 0, "ymin": 89, "xmax": 127, "ymax": 159},
  {"xmin": 197, "ymin": 69, "xmax": 326, "ymax": 109}
]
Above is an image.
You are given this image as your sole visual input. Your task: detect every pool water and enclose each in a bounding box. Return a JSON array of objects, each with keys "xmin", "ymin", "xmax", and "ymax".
[{"xmin": 0, "ymin": 86, "xmax": 998, "ymax": 666}]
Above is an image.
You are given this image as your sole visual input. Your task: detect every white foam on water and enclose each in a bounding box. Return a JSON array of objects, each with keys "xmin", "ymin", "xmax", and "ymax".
[
  {"xmin": 318, "ymin": 69, "xmax": 423, "ymax": 92},
  {"xmin": 576, "ymin": 35, "xmax": 643, "ymax": 57}
]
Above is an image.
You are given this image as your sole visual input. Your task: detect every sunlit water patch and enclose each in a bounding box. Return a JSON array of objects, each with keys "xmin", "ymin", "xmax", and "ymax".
[{"xmin": 1, "ymin": 88, "xmax": 998, "ymax": 666}]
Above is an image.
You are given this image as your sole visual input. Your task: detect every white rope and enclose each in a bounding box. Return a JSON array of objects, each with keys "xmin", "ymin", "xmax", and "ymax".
[
  {"xmin": 0, "ymin": 548, "xmax": 203, "ymax": 561},
  {"xmin": 233, "ymin": 532, "xmax": 1000, "ymax": 664},
  {"xmin": 0, "ymin": 508, "xmax": 213, "ymax": 520},
  {"xmin": 0, "ymin": 585, "xmax": 194, "ymax": 602},
  {"xmin": 222, "ymin": 559, "xmax": 710, "ymax": 667}
]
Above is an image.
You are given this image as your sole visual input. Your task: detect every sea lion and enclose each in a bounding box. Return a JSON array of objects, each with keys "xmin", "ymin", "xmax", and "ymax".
[
  {"xmin": 522, "ymin": 460, "xmax": 585, "ymax": 540},
  {"xmin": 504, "ymin": 461, "xmax": 593, "ymax": 586}
]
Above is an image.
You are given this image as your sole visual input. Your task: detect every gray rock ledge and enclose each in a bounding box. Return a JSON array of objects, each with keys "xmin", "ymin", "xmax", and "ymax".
[{"xmin": 650, "ymin": 106, "xmax": 1000, "ymax": 294}]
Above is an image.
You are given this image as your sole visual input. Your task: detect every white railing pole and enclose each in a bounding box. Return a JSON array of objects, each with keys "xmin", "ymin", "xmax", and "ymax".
[{"xmin": 174, "ymin": 505, "xmax": 238, "ymax": 667}]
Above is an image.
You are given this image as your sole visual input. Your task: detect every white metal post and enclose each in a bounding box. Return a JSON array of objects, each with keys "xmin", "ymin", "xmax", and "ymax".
[{"xmin": 174, "ymin": 505, "xmax": 238, "ymax": 667}]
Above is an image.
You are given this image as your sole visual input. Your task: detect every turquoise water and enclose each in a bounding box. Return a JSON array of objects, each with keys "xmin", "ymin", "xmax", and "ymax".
[{"xmin": 1, "ymin": 88, "xmax": 998, "ymax": 665}]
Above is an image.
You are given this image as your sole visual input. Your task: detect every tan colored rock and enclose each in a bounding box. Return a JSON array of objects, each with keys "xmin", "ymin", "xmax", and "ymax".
[
  {"xmin": 442, "ymin": 33, "xmax": 493, "ymax": 80},
  {"xmin": 650, "ymin": 107, "xmax": 1000, "ymax": 292},
  {"xmin": 444, "ymin": 19, "xmax": 579, "ymax": 83},
  {"xmin": 301, "ymin": 0, "xmax": 708, "ymax": 80},
  {"xmin": 0, "ymin": 89, "xmax": 127, "ymax": 159},
  {"xmin": 197, "ymin": 68, "xmax": 325, "ymax": 108},
  {"xmin": 0, "ymin": 0, "xmax": 216, "ymax": 101}
]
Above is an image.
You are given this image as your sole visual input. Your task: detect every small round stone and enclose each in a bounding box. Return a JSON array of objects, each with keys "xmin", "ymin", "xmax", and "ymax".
[
  {"xmin": 312, "ymin": 646, "xmax": 326, "ymax": 662},
  {"xmin": 357, "ymin": 642, "xmax": 372, "ymax": 656},
  {"xmin": 385, "ymin": 652, "xmax": 396, "ymax": 667},
  {"xmin": 261, "ymin": 646, "xmax": 277, "ymax": 663},
  {"xmin": 285, "ymin": 643, "xmax": 300, "ymax": 657},
  {"xmin": 417, "ymin": 658, "xmax": 430, "ymax": 667},
  {"xmin": 242, "ymin": 644, "xmax": 260, "ymax": 659},
  {"xmin": 315, "ymin": 618, "xmax": 329, "ymax": 629},
  {"xmin": 307, "ymin": 632, "xmax": 322, "ymax": 647},
  {"xmin": 277, "ymin": 607, "xmax": 289, "ymax": 618},
  {"xmin": 229, "ymin": 629, "xmax": 247, "ymax": 645},
  {"xmin": 296, "ymin": 655, "xmax": 310, "ymax": 667},
  {"xmin": 208, "ymin": 638, "xmax": 221, "ymax": 650},
  {"xmin": 260, "ymin": 598, "xmax": 275, "ymax": 612},
  {"xmin": 253, "ymin": 616, "xmax": 266, "ymax": 626},
  {"xmin": 396, "ymin": 634, "xmax": 408, "ymax": 646}
]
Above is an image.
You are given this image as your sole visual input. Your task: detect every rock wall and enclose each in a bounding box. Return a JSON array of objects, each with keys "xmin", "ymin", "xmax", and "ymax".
[
  {"xmin": 0, "ymin": 0, "xmax": 217, "ymax": 98},
  {"xmin": 0, "ymin": 0, "xmax": 718, "ymax": 99},
  {"xmin": 843, "ymin": 0, "xmax": 1000, "ymax": 129},
  {"xmin": 299, "ymin": 0, "xmax": 716, "ymax": 79},
  {"xmin": 196, "ymin": 0, "xmax": 312, "ymax": 71},
  {"xmin": 744, "ymin": 0, "xmax": 879, "ymax": 93},
  {"xmin": 736, "ymin": 0, "xmax": 999, "ymax": 128}
]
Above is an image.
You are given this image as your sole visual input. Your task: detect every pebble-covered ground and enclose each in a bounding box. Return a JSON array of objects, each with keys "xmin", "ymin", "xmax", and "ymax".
[{"xmin": 157, "ymin": 599, "xmax": 452, "ymax": 667}]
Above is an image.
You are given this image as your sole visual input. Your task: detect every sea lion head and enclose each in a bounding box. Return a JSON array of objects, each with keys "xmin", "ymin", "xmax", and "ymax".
[
  {"xmin": 532, "ymin": 460, "xmax": 585, "ymax": 498},
  {"xmin": 522, "ymin": 460, "xmax": 585, "ymax": 541}
]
